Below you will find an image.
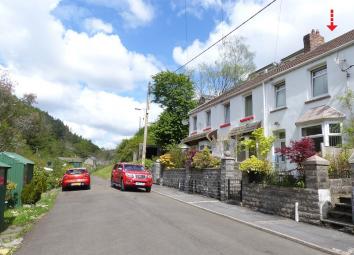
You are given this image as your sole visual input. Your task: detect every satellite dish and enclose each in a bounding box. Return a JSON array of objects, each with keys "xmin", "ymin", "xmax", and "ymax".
[{"xmin": 182, "ymin": 119, "xmax": 189, "ymax": 125}]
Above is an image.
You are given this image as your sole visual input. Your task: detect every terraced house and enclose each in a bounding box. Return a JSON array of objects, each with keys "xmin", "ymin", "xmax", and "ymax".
[{"xmin": 182, "ymin": 29, "xmax": 354, "ymax": 169}]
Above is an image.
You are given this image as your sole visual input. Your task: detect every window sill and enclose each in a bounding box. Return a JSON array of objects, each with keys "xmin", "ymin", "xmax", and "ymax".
[
  {"xmin": 219, "ymin": 123, "xmax": 231, "ymax": 128},
  {"xmin": 203, "ymin": 127, "xmax": 211, "ymax": 131},
  {"xmin": 305, "ymin": 94, "xmax": 330, "ymax": 104},
  {"xmin": 240, "ymin": 115, "xmax": 254, "ymax": 123},
  {"xmin": 270, "ymin": 106, "xmax": 287, "ymax": 113}
]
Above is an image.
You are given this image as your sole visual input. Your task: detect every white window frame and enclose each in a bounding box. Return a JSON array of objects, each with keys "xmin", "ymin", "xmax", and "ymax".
[
  {"xmin": 244, "ymin": 94, "xmax": 253, "ymax": 117},
  {"xmin": 311, "ymin": 65, "xmax": 328, "ymax": 98},
  {"xmin": 274, "ymin": 81, "xmax": 286, "ymax": 108},
  {"xmin": 192, "ymin": 116, "xmax": 197, "ymax": 131},
  {"xmin": 324, "ymin": 121, "xmax": 342, "ymax": 147},
  {"xmin": 206, "ymin": 110, "xmax": 211, "ymax": 127},
  {"xmin": 224, "ymin": 103, "xmax": 230, "ymax": 124}
]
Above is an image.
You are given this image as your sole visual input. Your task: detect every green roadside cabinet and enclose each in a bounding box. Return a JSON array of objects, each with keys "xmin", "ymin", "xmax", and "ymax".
[
  {"xmin": 0, "ymin": 161, "xmax": 10, "ymax": 227},
  {"xmin": 0, "ymin": 152, "xmax": 34, "ymax": 207}
]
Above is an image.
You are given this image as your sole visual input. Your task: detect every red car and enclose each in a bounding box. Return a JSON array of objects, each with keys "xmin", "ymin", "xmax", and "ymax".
[
  {"xmin": 62, "ymin": 168, "xmax": 91, "ymax": 191},
  {"xmin": 111, "ymin": 163, "xmax": 153, "ymax": 192}
]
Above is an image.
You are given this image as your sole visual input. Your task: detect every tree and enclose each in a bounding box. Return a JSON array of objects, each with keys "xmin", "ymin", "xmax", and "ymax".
[
  {"xmin": 193, "ymin": 36, "xmax": 255, "ymax": 96},
  {"xmin": 275, "ymin": 137, "xmax": 316, "ymax": 171},
  {"xmin": 151, "ymin": 71, "xmax": 197, "ymax": 148},
  {"xmin": 338, "ymin": 88, "xmax": 354, "ymax": 148}
]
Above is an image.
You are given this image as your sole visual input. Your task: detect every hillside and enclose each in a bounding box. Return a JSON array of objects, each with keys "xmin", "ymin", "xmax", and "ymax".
[{"xmin": 0, "ymin": 73, "xmax": 100, "ymax": 159}]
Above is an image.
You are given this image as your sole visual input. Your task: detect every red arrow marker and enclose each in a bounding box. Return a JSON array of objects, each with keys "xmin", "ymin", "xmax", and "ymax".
[{"xmin": 327, "ymin": 9, "xmax": 337, "ymax": 31}]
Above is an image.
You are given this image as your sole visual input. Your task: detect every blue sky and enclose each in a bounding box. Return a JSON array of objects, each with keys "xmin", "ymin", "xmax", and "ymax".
[{"xmin": 1, "ymin": 0, "xmax": 354, "ymax": 148}]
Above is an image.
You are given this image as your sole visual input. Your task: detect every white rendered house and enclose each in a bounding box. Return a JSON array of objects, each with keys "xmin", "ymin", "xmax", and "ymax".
[{"xmin": 182, "ymin": 29, "xmax": 354, "ymax": 168}]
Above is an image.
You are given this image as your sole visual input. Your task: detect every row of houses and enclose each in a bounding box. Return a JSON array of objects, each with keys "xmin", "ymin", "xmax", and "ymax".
[{"xmin": 182, "ymin": 29, "xmax": 354, "ymax": 170}]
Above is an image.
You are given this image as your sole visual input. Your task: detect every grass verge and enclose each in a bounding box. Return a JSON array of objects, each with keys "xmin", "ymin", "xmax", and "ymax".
[
  {"xmin": 92, "ymin": 165, "xmax": 113, "ymax": 180},
  {"xmin": 1, "ymin": 189, "xmax": 59, "ymax": 254}
]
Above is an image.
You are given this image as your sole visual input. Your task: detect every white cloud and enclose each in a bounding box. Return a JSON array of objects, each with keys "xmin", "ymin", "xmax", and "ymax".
[
  {"xmin": 0, "ymin": 0, "xmax": 162, "ymax": 148},
  {"xmin": 85, "ymin": 0, "xmax": 155, "ymax": 28},
  {"xmin": 13, "ymin": 74, "xmax": 162, "ymax": 149},
  {"xmin": 84, "ymin": 17, "xmax": 113, "ymax": 34},
  {"xmin": 173, "ymin": 0, "xmax": 354, "ymax": 70}
]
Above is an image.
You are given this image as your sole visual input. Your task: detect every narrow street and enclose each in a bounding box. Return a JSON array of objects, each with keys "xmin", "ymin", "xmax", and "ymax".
[{"xmin": 16, "ymin": 177, "xmax": 327, "ymax": 255}]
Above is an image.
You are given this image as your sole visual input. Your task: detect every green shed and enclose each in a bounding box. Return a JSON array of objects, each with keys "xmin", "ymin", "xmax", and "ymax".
[
  {"xmin": 0, "ymin": 161, "xmax": 10, "ymax": 227},
  {"xmin": 0, "ymin": 152, "xmax": 34, "ymax": 207}
]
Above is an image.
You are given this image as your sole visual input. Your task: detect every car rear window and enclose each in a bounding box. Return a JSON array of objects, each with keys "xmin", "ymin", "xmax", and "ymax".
[
  {"xmin": 124, "ymin": 165, "xmax": 144, "ymax": 171},
  {"xmin": 66, "ymin": 169, "xmax": 87, "ymax": 175}
]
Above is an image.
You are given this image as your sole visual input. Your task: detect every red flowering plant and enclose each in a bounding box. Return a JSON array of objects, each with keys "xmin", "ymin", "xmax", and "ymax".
[{"xmin": 275, "ymin": 137, "xmax": 316, "ymax": 174}]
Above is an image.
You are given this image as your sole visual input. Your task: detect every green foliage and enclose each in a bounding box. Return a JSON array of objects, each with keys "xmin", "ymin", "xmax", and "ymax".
[
  {"xmin": 6, "ymin": 181, "xmax": 17, "ymax": 208},
  {"xmin": 240, "ymin": 128, "xmax": 275, "ymax": 160},
  {"xmin": 92, "ymin": 165, "xmax": 114, "ymax": 180},
  {"xmin": 4, "ymin": 189, "xmax": 58, "ymax": 228},
  {"xmin": 151, "ymin": 71, "xmax": 197, "ymax": 148},
  {"xmin": 144, "ymin": 159, "xmax": 154, "ymax": 170},
  {"xmin": 239, "ymin": 155, "xmax": 272, "ymax": 173},
  {"xmin": 338, "ymin": 88, "xmax": 354, "ymax": 148},
  {"xmin": 159, "ymin": 144, "xmax": 186, "ymax": 169},
  {"xmin": 239, "ymin": 128, "xmax": 274, "ymax": 176},
  {"xmin": 324, "ymin": 149, "xmax": 351, "ymax": 178},
  {"xmin": 192, "ymin": 148, "xmax": 220, "ymax": 169},
  {"xmin": 116, "ymin": 124, "xmax": 157, "ymax": 162},
  {"xmin": 0, "ymin": 72, "xmax": 100, "ymax": 158},
  {"xmin": 21, "ymin": 167, "xmax": 48, "ymax": 205},
  {"xmin": 265, "ymin": 172, "xmax": 305, "ymax": 188},
  {"xmin": 192, "ymin": 36, "xmax": 255, "ymax": 96}
]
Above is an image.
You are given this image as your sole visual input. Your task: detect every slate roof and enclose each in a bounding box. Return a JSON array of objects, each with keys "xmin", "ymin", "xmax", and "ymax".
[
  {"xmin": 295, "ymin": 105, "xmax": 345, "ymax": 125},
  {"xmin": 190, "ymin": 29, "xmax": 354, "ymax": 115}
]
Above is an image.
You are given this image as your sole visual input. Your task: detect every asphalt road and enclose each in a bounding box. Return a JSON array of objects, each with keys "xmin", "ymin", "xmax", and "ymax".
[{"xmin": 16, "ymin": 177, "xmax": 327, "ymax": 255}]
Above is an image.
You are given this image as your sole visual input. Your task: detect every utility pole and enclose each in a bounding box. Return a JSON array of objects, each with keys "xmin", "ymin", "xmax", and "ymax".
[{"xmin": 142, "ymin": 82, "xmax": 151, "ymax": 166}]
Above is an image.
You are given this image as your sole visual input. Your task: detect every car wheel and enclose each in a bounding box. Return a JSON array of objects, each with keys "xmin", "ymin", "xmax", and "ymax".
[
  {"xmin": 120, "ymin": 179, "xmax": 125, "ymax": 191},
  {"xmin": 110, "ymin": 179, "xmax": 114, "ymax": 188},
  {"xmin": 62, "ymin": 186, "xmax": 66, "ymax": 192},
  {"xmin": 145, "ymin": 187, "xmax": 151, "ymax": 192},
  {"xmin": 87, "ymin": 185, "xmax": 91, "ymax": 190}
]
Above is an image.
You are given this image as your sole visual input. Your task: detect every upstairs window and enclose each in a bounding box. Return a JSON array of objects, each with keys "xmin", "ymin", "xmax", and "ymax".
[
  {"xmin": 224, "ymin": 103, "xmax": 230, "ymax": 124},
  {"xmin": 312, "ymin": 66, "xmax": 328, "ymax": 97},
  {"xmin": 275, "ymin": 82, "xmax": 286, "ymax": 108},
  {"xmin": 192, "ymin": 116, "xmax": 197, "ymax": 131},
  {"xmin": 244, "ymin": 94, "xmax": 253, "ymax": 117},
  {"xmin": 206, "ymin": 110, "xmax": 211, "ymax": 127}
]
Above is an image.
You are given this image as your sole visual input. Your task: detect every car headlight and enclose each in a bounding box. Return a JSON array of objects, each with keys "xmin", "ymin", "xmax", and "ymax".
[
  {"xmin": 125, "ymin": 173, "xmax": 135, "ymax": 178},
  {"xmin": 147, "ymin": 174, "xmax": 152, "ymax": 179}
]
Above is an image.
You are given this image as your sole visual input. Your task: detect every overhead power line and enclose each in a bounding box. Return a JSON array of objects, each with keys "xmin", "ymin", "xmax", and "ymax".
[{"xmin": 174, "ymin": 0, "xmax": 278, "ymax": 73}]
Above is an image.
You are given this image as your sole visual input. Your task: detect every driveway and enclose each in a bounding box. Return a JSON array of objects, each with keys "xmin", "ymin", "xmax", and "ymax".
[{"xmin": 15, "ymin": 176, "xmax": 327, "ymax": 255}]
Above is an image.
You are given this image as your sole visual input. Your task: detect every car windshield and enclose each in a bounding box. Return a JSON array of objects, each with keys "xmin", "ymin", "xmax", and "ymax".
[
  {"xmin": 66, "ymin": 169, "xmax": 87, "ymax": 175},
  {"xmin": 124, "ymin": 165, "xmax": 144, "ymax": 171}
]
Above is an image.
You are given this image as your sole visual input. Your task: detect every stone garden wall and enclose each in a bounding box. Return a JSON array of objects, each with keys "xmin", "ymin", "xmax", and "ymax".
[
  {"xmin": 242, "ymin": 184, "xmax": 321, "ymax": 224},
  {"xmin": 329, "ymin": 178, "xmax": 351, "ymax": 204}
]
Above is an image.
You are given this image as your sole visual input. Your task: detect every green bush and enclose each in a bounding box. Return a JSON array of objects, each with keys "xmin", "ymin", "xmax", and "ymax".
[
  {"xmin": 21, "ymin": 183, "xmax": 41, "ymax": 205},
  {"xmin": 192, "ymin": 148, "xmax": 220, "ymax": 169},
  {"xmin": 325, "ymin": 149, "xmax": 351, "ymax": 178}
]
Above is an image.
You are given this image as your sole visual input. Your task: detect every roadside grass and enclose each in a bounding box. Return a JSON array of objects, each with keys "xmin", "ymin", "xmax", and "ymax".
[
  {"xmin": 3, "ymin": 189, "xmax": 58, "ymax": 228},
  {"xmin": 0, "ymin": 189, "xmax": 59, "ymax": 254},
  {"xmin": 92, "ymin": 165, "xmax": 113, "ymax": 180}
]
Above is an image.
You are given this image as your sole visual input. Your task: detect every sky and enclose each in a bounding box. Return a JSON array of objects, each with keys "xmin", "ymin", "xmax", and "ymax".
[{"xmin": 1, "ymin": 0, "xmax": 354, "ymax": 149}]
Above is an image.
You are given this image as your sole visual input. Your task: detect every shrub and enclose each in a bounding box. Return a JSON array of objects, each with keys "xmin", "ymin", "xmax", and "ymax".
[
  {"xmin": 239, "ymin": 155, "xmax": 272, "ymax": 173},
  {"xmin": 275, "ymin": 137, "xmax": 316, "ymax": 172},
  {"xmin": 159, "ymin": 144, "xmax": 187, "ymax": 169},
  {"xmin": 159, "ymin": 153, "xmax": 175, "ymax": 169},
  {"xmin": 192, "ymin": 148, "xmax": 220, "ymax": 169},
  {"xmin": 6, "ymin": 181, "xmax": 17, "ymax": 208},
  {"xmin": 325, "ymin": 149, "xmax": 351, "ymax": 178},
  {"xmin": 144, "ymin": 159, "xmax": 154, "ymax": 170},
  {"xmin": 21, "ymin": 183, "xmax": 41, "ymax": 205}
]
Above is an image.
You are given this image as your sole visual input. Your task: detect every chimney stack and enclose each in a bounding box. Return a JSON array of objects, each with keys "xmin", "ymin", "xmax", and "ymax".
[{"xmin": 303, "ymin": 29, "xmax": 324, "ymax": 53}]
